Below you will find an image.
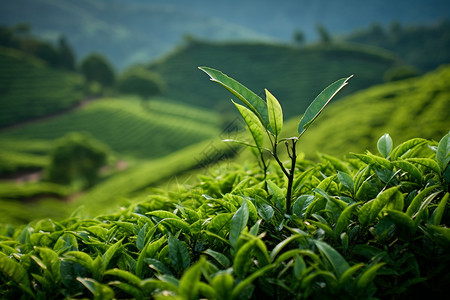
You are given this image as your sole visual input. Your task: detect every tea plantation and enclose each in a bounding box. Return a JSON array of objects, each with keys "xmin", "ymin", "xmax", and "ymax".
[
  {"xmin": 0, "ymin": 132, "xmax": 448, "ymax": 299},
  {"xmin": 0, "ymin": 47, "xmax": 84, "ymax": 128}
]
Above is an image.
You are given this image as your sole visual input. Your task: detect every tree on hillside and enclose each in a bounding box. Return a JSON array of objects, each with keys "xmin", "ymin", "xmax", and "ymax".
[
  {"xmin": 316, "ymin": 24, "xmax": 332, "ymax": 43},
  {"xmin": 118, "ymin": 67, "xmax": 166, "ymax": 100},
  {"xmin": 293, "ymin": 29, "xmax": 305, "ymax": 46},
  {"xmin": 79, "ymin": 53, "xmax": 115, "ymax": 88},
  {"xmin": 45, "ymin": 132, "xmax": 111, "ymax": 188},
  {"xmin": 57, "ymin": 36, "xmax": 75, "ymax": 71}
]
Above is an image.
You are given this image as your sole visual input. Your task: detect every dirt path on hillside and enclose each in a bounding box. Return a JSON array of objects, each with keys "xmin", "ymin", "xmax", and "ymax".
[{"xmin": 0, "ymin": 97, "xmax": 97, "ymax": 133}]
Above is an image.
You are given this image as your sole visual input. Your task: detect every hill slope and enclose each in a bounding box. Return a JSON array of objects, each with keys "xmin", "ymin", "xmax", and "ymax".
[
  {"xmin": 282, "ymin": 64, "xmax": 450, "ymax": 158},
  {"xmin": 0, "ymin": 98, "xmax": 221, "ymax": 160},
  {"xmin": 0, "ymin": 47, "xmax": 84, "ymax": 128},
  {"xmin": 148, "ymin": 40, "xmax": 399, "ymax": 119}
]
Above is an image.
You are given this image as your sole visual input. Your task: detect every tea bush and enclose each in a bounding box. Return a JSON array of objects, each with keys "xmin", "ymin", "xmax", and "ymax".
[{"xmin": 0, "ymin": 70, "xmax": 448, "ymax": 299}]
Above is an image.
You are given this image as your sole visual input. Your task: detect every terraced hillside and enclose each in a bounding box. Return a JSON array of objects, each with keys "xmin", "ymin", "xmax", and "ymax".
[
  {"xmin": 148, "ymin": 40, "xmax": 399, "ymax": 118},
  {"xmin": 0, "ymin": 47, "xmax": 84, "ymax": 128},
  {"xmin": 0, "ymin": 97, "xmax": 221, "ymax": 160}
]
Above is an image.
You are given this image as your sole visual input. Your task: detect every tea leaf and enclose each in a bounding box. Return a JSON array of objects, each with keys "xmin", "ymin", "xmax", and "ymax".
[
  {"xmin": 77, "ymin": 277, "xmax": 115, "ymax": 299},
  {"xmin": 430, "ymin": 193, "xmax": 449, "ymax": 225},
  {"xmin": 104, "ymin": 268, "xmax": 142, "ymax": 286},
  {"xmin": 0, "ymin": 255, "xmax": 34, "ymax": 297},
  {"xmin": 231, "ymin": 264, "xmax": 275, "ymax": 299},
  {"xmin": 270, "ymin": 234, "xmax": 307, "ymax": 261},
  {"xmin": 230, "ymin": 200, "xmax": 249, "ymax": 248},
  {"xmin": 338, "ymin": 263, "xmax": 365, "ymax": 286},
  {"xmin": 405, "ymin": 158, "xmax": 441, "ymax": 174},
  {"xmin": 168, "ymin": 235, "xmax": 190, "ymax": 272},
  {"xmin": 178, "ymin": 257, "xmax": 205, "ymax": 300},
  {"xmin": 406, "ymin": 185, "xmax": 439, "ymax": 217},
  {"xmin": 392, "ymin": 160, "xmax": 423, "ymax": 183},
  {"xmin": 102, "ymin": 238, "xmax": 124, "ymax": 271},
  {"xmin": 313, "ymin": 240, "xmax": 349, "ymax": 278},
  {"xmin": 298, "ymin": 75, "xmax": 352, "ymax": 136},
  {"xmin": 203, "ymin": 249, "xmax": 231, "ymax": 268},
  {"xmin": 377, "ymin": 133, "xmax": 393, "ymax": 158},
  {"xmin": 356, "ymin": 263, "xmax": 385, "ymax": 290},
  {"xmin": 436, "ymin": 131, "xmax": 450, "ymax": 172},
  {"xmin": 199, "ymin": 67, "xmax": 269, "ymax": 128},
  {"xmin": 292, "ymin": 195, "xmax": 315, "ymax": 218},
  {"xmin": 109, "ymin": 281, "xmax": 143, "ymax": 299},
  {"xmin": 334, "ymin": 202, "xmax": 360, "ymax": 238},
  {"xmin": 385, "ymin": 210, "xmax": 416, "ymax": 235},
  {"xmin": 266, "ymin": 89, "xmax": 283, "ymax": 136},
  {"xmin": 337, "ymin": 171, "xmax": 354, "ymax": 194},
  {"xmin": 391, "ymin": 138, "xmax": 427, "ymax": 160},
  {"xmin": 233, "ymin": 100, "xmax": 264, "ymax": 148},
  {"xmin": 211, "ymin": 273, "xmax": 234, "ymax": 300},
  {"xmin": 233, "ymin": 239, "xmax": 256, "ymax": 278}
]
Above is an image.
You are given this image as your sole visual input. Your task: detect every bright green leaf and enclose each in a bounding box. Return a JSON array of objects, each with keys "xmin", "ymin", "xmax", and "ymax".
[
  {"xmin": 265, "ymin": 89, "xmax": 283, "ymax": 136},
  {"xmin": 436, "ymin": 132, "xmax": 450, "ymax": 172},
  {"xmin": 377, "ymin": 133, "xmax": 393, "ymax": 158}
]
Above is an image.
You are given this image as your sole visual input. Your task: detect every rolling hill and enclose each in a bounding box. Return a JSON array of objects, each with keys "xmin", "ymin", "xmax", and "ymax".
[
  {"xmin": 0, "ymin": 97, "xmax": 221, "ymax": 161},
  {"xmin": 0, "ymin": 46, "xmax": 84, "ymax": 128},
  {"xmin": 148, "ymin": 40, "xmax": 399, "ymax": 119},
  {"xmin": 281, "ymin": 64, "xmax": 450, "ymax": 159}
]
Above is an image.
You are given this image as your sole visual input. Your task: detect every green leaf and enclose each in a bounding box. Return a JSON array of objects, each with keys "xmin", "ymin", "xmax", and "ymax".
[
  {"xmin": 65, "ymin": 251, "xmax": 94, "ymax": 272},
  {"xmin": 254, "ymin": 200, "xmax": 274, "ymax": 222},
  {"xmin": 203, "ymin": 249, "xmax": 231, "ymax": 268},
  {"xmin": 231, "ymin": 264, "xmax": 275, "ymax": 299},
  {"xmin": 405, "ymin": 158, "xmax": 441, "ymax": 174},
  {"xmin": 377, "ymin": 133, "xmax": 393, "ymax": 158},
  {"xmin": 77, "ymin": 277, "xmax": 115, "ymax": 299},
  {"xmin": 313, "ymin": 240, "xmax": 349, "ymax": 278},
  {"xmin": 102, "ymin": 238, "xmax": 124, "ymax": 271},
  {"xmin": 233, "ymin": 239, "xmax": 256, "ymax": 278},
  {"xmin": 293, "ymin": 255, "xmax": 307, "ymax": 279},
  {"xmin": 109, "ymin": 281, "xmax": 143, "ymax": 299},
  {"xmin": 297, "ymin": 75, "xmax": 352, "ymax": 136},
  {"xmin": 352, "ymin": 152, "xmax": 392, "ymax": 169},
  {"xmin": 337, "ymin": 171, "xmax": 354, "ymax": 194},
  {"xmin": 199, "ymin": 67, "xmax": 269, "ymax": 129},
  {"xmin": 168, "ymin": 235, "xmax": 190, "ymax": 272},
  {"xmin": 230, "ymin": 201, "xmax": 249, "ymax": 248},
  {"xmin": 385, "ymin": 210, "xmax": 416, "ymax": 235},
  {"xmin": 266, "ymin": 89, "xmax": 283, "ymax": 136},
  {"xmin": 0, "ymin": 256, "xmax": 34, "ymax": 297},
  {"xmin": 233, "ymin": 100, "xmax": 265, "ymax": 149},
  {"xmin": 267, "ymin": 180, "xmax": 286, "ymax": 211},
  {"xmin": 137, "ymin": 224, "xmax": 147, "ymax": 251},
  {"xmin": 292, "ymin": 195, "xmax": 315, "ymax": 218},
  {"xmin": 211, "ymin": 272, "xmax": 234, "ymax": 300},
  {"xmin": 270, "ymin": 234, "xmax": 307, "ymax": 261},
  {"xmin": 334, "ymin": 202, "xmax": 360, "ymax": 238},
  {"xmin": 436, "ymin": 132, "xmax": 450, "ymax": 172},
  {"xmin": 391, "ymin": 138, "xmax": 427, "ymax": 160},
  {"xmin": 356, "ymin": 263, "xmax": 385, "ymax": 290},
  {"xmin": 406, "ymin": 185, "xmax": 439, "ymax": 217},
  {"xmin": 392, "ymin": 160, "xmax": 423, "ymax": 183},
  {"xmin": 178, "ymin": 257, "xmax": 205, "ymax": 300},
  {"xmin": 431, "ymin": 193, "xmax": 449, "ymax": 225},
  {"xmin": 147, "ymin": 210, "xmax": 181, "ymax": 220},
  {"xmin": 338, "ymin": 263, "xmax": 365, "ymax": 286},
  {"xmin": 104, "ymin": 268, "xmax": 142, "ymax": 287}
]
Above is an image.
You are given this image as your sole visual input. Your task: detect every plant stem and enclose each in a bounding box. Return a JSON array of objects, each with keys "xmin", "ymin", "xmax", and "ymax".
[{"xmin": 285, "ymin": 140, "xmax": 297, "ymax": 215}]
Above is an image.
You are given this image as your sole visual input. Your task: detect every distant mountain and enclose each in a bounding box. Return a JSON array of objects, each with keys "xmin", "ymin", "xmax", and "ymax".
[
  {"xmin": 0, "ymin": 0, "xmax": 271, "ymax": 70},
  {"xmin": 1, "ymin": 0, "xmax": 449, "ymax": 70},
  {"xmin": 147, "ymin": 40, "xmax": 399, "ymax": 119}
]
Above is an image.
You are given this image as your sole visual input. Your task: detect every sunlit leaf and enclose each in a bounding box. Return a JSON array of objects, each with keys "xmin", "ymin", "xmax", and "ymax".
[
  {"xmin": 298, "ymin": 75, "xmax": 352, "ymax": 136},
  {"xmin": 436, "ymin": 131, "xmax": 450, "ymax": 172},
  {"xmin": 377, "ymin": 133, "xmax": 393, "ymax": 158},
  {"xmin": 266, "ymin": 89, "xmax": 283, "ymax": 136}
]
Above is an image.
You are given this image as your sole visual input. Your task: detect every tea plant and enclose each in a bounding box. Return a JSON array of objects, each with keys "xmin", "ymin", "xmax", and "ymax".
[{"xmin": 199, "ymin": 67, "xmax": 352, "ymax": 214}]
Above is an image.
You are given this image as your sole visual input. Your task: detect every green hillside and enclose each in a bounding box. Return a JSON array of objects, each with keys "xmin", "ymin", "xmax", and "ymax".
[
  {"xmin": 148, "ymin": 40, "xmax": 399, "ymax": 119},
  {"xmin": 0, "ymin": 47, "xmax": 84, "ymax": 128},
  {"xmin": 0, "ymin": 97, "xmax": 221, "ymax": 160},
  {"xmin": 281, "ymin": 64, "xmax": 450, "ymax": 159}
]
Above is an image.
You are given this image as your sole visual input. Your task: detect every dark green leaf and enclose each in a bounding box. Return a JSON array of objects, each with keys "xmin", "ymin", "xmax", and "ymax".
[
  {"xmin": 77, "ymin": 277, "xmax": 115, "ymax": 299},
  {"xmin": 168, "ymin": 235, "xmax": 190, "ymax": 272},
  {"xmin": 356, "ymin": 263, "xmax": 385, "ymax": 290},
  {"xmin": 0, "ymin": 256, "xmax": 34, "ymax": 297},
  {"xmin": 337, "ymin": 171, "xmax": 354, "ymax": 194},
  {"xmin": 203, "ymin": 249, "xmax": 231, "ymax": 268},
  {"xmin": 292, "ymin": 195, "xmax": 315, "ymax": 218},
  {"xmin": 230, "ymin": 201, "xmax": 249, "ymax": 248},
  {"xmin": 199, "ymin": 67, "xmax": 269, "ymax": 129},
  {"xmin": 436, "ymin": 132, "xmax": 450, "ymax": 172},
  {"xmin": 313, "ymin": 240, "xmax": 349, "ymax": 278}
]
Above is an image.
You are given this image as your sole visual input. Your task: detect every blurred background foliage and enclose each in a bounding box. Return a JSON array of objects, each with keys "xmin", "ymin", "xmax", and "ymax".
[{"xmin": 0, "ymin": 0, "xmax": 449, "ymax": 225}]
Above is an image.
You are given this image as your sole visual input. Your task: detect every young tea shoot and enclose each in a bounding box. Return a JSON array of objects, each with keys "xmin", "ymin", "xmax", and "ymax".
[{"xmin": 199, "ymin": 67, "xmax": 352, "ymax": 214}]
